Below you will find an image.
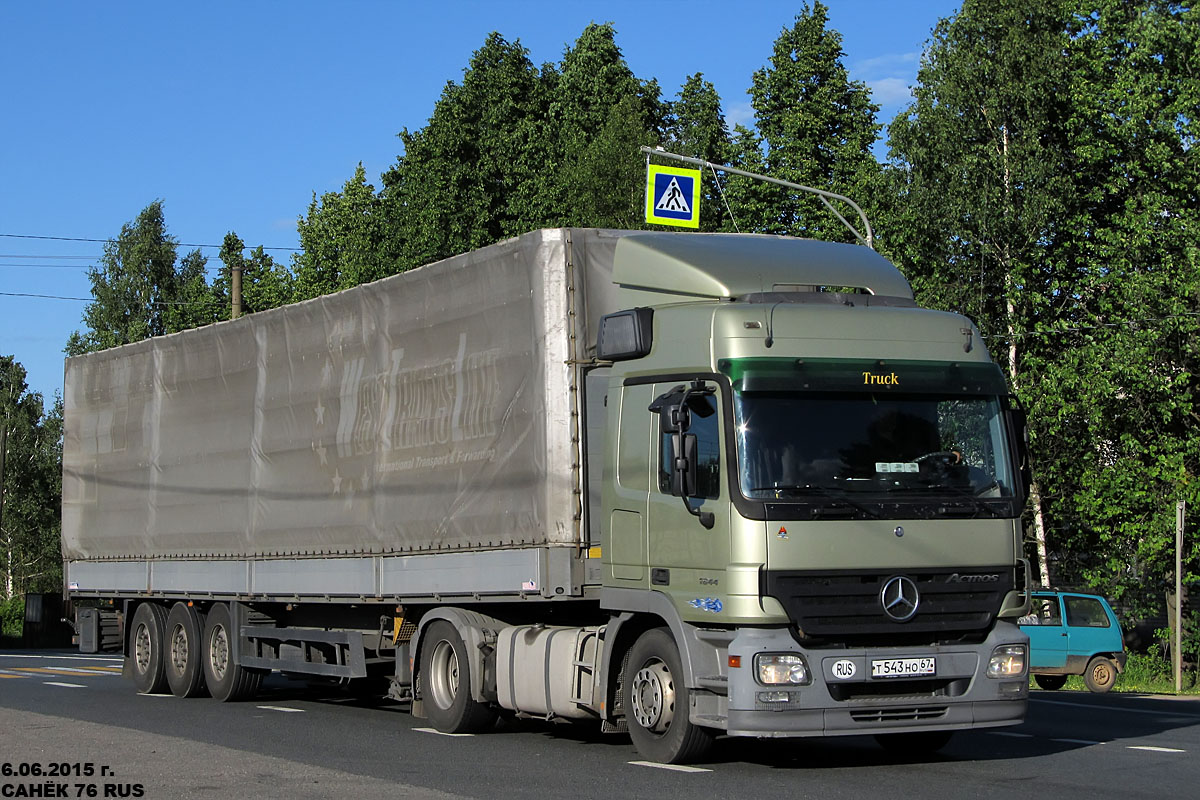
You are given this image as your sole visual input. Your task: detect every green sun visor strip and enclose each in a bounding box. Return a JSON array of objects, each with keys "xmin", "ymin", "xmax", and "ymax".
[{"xmin": 718, "ymin": 357, "xmax": 1009, "ymax": 396}]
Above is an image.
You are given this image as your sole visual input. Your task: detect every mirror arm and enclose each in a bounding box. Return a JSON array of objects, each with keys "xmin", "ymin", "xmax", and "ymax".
[{"xmin": 681, "ymin": 496, "xmax": 715, "ymax": 530}]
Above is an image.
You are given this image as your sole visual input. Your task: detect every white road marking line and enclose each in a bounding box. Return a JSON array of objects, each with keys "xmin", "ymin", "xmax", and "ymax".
[
  {"xmin": 1051, "ymin": 738, "xmax": 1105, "ymax": 745},
  {"xmin": 629, "ymin": 761, "xmax": 713, "ymax": 773},
  {"xmin": 1128, "ymin": 745, "xmax": 1186, "ymax": 753},
  {"xmin": 1031, "ymin": 697, "xmax": 1198, "ymax": 720},
  {"xmin": 44, "ymin": 681, "xmax": 86, "ymax": 688},
  {"xmin": 257, "ymin": 705, "xmax": 305, "ymax": 713},
  {"xmin": 414, "ymin": 727, "xmax": 474, "ymax": 737}
]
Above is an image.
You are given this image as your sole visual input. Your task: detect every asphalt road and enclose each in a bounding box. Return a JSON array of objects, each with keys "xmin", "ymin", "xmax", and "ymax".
[{"xmin": 1, "ymin": 650, "xmax": 1197, "ymax": 800}]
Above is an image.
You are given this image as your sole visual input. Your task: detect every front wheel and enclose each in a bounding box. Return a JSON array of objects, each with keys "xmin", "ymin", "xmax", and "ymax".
[
  {"xmin": 623, "ymin": 628, "xmax": 714, "ymax": 764},
  {"xmin": 1084, "ymin": 656, "xmax": 1118, "ymax": 693},
  {"xmin": 419, "ymin": 620, "xmax": 496, "ymax": 733}
]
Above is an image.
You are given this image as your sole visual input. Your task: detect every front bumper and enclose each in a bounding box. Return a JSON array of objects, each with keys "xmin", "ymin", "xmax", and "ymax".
[{"xmin": 721, "ymin": 622, "xmax": 1029, "ymax": 738}]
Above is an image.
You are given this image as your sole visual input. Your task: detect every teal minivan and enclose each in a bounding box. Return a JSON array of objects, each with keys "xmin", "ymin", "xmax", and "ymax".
[{"xmin": 1019, "ymin": 590, "xmax": 1127, "ymax": 693}]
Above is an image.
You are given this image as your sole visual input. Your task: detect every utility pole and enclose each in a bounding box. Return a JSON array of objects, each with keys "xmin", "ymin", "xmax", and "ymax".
[
  {"xmin": 0, "ymin": 421, "xmax": 7, "ymax": 600},
  {"xmin": 0, "ymin": 420, "xmax": 6, "ymax": 543},
  {"xmin": 1176, "ymin": 500, "xmax": 1185, "ymax": 694},
  {"xmin": 231, "ymin": 263, "xmax": 243, "ymax": 320}
]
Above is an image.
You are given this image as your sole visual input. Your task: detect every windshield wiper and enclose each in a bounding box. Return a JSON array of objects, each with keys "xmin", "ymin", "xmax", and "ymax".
[
  {"xmin": 750, "ymin": 484, "xmax": 882, "ymax": 520},
  {"xmin": 908, "ymin": 484, "xmax": 1007, "ymax": 518}
]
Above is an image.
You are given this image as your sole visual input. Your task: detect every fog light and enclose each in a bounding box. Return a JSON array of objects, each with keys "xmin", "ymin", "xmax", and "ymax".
[
  {"xmin": 755, "ymin": 653, "xmax": 812, "ymax": 685},
  {"xmin": 757, "ymin": 691, "xmax": 790, "ymax": 703},
  {"xmin": 988, "ymin": 644, "xmax": 1027, "ymax": 678},
  {"xmin": 999, "ymin": 681, "xmax": 1026, "ymax": 695}
]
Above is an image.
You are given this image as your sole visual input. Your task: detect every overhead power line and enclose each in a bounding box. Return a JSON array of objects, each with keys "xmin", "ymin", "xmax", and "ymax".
[
  {"xmin": 0, "ymin": 291, "xmax": 91, "ymax": 301},
  {"xmin": 0, "ymin": 263, "xmax": 90, "ymax": 269},
  {"xmin": 0, "ymin": 233, "xmax": 300, "ymax": 252}
]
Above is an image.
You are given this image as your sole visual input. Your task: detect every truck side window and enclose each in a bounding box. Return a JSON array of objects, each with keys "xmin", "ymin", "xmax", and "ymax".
[
  {"xmin": 658, "ymin": 394, "xmax": 720, "ymax": 499},
  {"xmin": 1064, "ymin": 596, "xmax": 1110, "ymax": 628}
]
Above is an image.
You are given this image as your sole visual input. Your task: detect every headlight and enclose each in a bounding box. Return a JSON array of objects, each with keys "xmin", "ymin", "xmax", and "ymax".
[
  {"xmin": 988, "ymin": 644, "xmax": 1027, "ymax": 678},
  {"xmin": 755, "ymin": 653, "xmax": 812, "ymax": 685}
]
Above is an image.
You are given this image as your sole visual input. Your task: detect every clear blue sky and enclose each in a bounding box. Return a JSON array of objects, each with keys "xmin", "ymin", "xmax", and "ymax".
[{"xmin": 0, "ymin": 0, "xmax": 960, "ymax": 403}]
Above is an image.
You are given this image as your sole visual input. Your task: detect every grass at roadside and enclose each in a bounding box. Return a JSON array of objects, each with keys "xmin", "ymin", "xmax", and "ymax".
[{"xmin": 1032, "ymin": 653, "xmax": 1200, "ymax": 696}]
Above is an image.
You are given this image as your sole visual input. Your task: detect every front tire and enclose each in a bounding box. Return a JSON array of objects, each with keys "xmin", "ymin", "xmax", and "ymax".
[
  {"xmin": 129, "ymin": 603, "xmax": 169, "ymax": 694},
  {"xmin": 201, "ymin": 603, "xmax": 263, "ymax": 702},
  {"xmin": 623, "ymin": 628, "xmax": 714, "ymax": 764},
  {"xmin": 419, "ymin": 620, "xmax": 496, "ymax": 733},
  {"xmin": 1084, "ymin": 656, "xmax": 1117, "ymax": 693}
]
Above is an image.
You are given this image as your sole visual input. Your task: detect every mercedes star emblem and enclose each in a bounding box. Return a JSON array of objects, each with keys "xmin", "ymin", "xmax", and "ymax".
[{"xmin": 880, "ymin": 575, "xmax": 920, "ymax": 622}]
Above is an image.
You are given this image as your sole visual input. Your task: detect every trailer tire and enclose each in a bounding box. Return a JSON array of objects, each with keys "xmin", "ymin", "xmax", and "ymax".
[
  {"xmin": 201, "ymin": 603, "xmax": 263, "ymax": 702},
  {"xmin": 624, "ymin": 628, "xmax": 714, "ymax": 764},
  {"xmin": 129, "ymin": 602, "xmax": 169, "ymax": 694},
  {"xmin": 1084, "ymin": 656, "xmax": 1117, "ymax": 693},
  {"xmin": 419, "ymin": 620, "xmax": 496, "ymax": 733},
  {"xmin": 1033, "ymin": 674, "xmax": 1067, "ymax": 691},
  {"xmin": 164, "ymin": 602, "xmax": 208, "ymax": 698}
]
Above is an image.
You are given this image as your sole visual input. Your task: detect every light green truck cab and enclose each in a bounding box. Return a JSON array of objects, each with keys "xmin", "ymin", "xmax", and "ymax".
[{"xmin": 596, "ymin": 232, "xmax": 1031, "ymax": 756}]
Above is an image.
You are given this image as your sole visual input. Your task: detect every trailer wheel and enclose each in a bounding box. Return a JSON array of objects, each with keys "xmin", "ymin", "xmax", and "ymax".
[
  {"xmin": 1084, "ymin": 656, "xmax": 1117, "ymax": 693},
  {"xmin": 1034, "ymin": 674, "xmax": 1067, "ymax": 691},
  {"xmin": 623, "ymin": 628, "xmax": 714, "ymax": 764},
  {"xmin": 201, "ymin": 603, "xmax": 263, "ymax": 702},
  {"xmin": 129, "ymin": 603, "xmax": 169, "ymax": 694},
  {"xmin": 164, "ymin": 602, "xmax": 208, "ymax": 698},
  {"xmin": 419, "ymin": 620, "xmax": 496, "ymax": 733}
]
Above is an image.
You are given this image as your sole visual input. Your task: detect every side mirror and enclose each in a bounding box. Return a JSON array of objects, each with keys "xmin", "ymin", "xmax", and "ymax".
[
  {"xmin": 1010, "ymin": 404, "xmax": 1033, "ymax": 498},
  {"xmin": 651, "ymin": 382, "xmax": 717, "ymax": 530}
]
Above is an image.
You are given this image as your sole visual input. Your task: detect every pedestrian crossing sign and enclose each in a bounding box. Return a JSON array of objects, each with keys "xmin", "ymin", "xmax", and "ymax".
[{"xmin": 645, "ymin": 165, "xmax": 701, "ymax": 228}]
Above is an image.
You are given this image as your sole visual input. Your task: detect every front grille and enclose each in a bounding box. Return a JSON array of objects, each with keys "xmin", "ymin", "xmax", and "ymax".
[
  {"xmin": 850, "ymin": 706, "xmax": 948, "ymax": 724},
  {"xmin": 829, "ymin": 678, "xmax": 969, "ymax": 702},
  {"xmin": 763, "ymin": 567, "xmax": 1012, "ymax": 640}
]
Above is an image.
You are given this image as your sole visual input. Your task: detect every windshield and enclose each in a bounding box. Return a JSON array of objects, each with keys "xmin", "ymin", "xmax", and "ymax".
[{"xmin": 734, "ymin": 390, "xmax": 1017, "ymax": 501}]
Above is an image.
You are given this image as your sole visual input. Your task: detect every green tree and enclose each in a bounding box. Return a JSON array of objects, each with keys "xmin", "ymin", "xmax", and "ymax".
[
  {"xmin": 294, "ymin": 166, "xmax": 397, "ymax": 301},
  {"xmin": 381, "ymin": 33, "xmax": 550, "ymax": 268},
  {"xmin": 885, "ymin": 0, "xmax": 1075, "ymax": 584},
  {"xmin": 1020, "ymin": 0, "xmax": 1199, "ymax": 615},
  {"xmin": 217, "ymin": 233, "xmax": 294, "ymax": 314},
  {"xmin": 1, "ymin": 357, "xmax": 62, "ymax": 599},
  {"xmin": 549, "ymin": 23, "xmax": 668, "ymax": 230},
  {"xmin": 664, "ymin": 73, "xmax": 734, "ymax": 231},
  {"xmin": 66, "ymin": 201, "xmax": 214, "ymax": 353},
  {"xmin": 729, "ymin": 2, "xmax": 882, "ymax": 240},
  {"xmin": 164, "ymin": 249, "xmax": 221, "ymax": 333}
]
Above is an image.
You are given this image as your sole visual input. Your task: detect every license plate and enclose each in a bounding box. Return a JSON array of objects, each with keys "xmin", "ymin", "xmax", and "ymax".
[{"xmin": 871, "ymin": 657, "xmax": 936, "ymax": 678}]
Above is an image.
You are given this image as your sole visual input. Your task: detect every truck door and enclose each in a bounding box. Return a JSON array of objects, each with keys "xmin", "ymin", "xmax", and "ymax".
[
  {"xmin": 607, "ymin": 383, "xmax": 655, "ymax": 584},
  {"xmin": 646, "ymin": 381, "xmax": 731, "ymax": 616},
  {"xmin": 1023, "ymin": 594, "xmax": 1069, "ymax": 669}
]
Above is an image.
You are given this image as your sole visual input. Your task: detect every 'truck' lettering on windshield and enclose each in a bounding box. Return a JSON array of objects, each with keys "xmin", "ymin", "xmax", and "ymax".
[{"xmin": 862, "ymin": 371, "xmax": 900, "ymax": 386}]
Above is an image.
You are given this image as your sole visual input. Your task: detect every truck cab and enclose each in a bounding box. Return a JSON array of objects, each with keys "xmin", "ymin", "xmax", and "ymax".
[{"xmin": 595, "ymin": 232, "xmax": 1032, "ymax": 760}]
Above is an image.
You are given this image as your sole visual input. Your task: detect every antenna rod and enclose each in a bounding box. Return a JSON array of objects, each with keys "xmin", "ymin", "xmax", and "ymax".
[{"xmin": 640, "ymin": 146, "xmax": 874, "ymax": 249}]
